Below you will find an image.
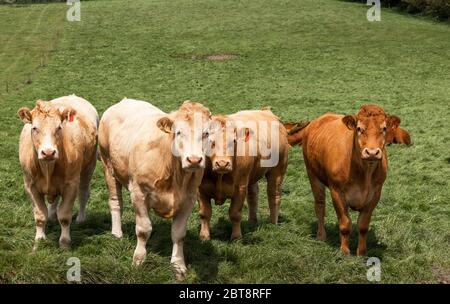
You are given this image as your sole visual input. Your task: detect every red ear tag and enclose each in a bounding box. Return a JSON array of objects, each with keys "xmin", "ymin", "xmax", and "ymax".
[
  {"xmin": 221, "ymin": 122, "xmax": 225, "ymax": 129},
  {"xmin": 69, "ymin": 113, "xmax": 74, "ymax": 122},
  {"xmin": 245, "ymin": 130, "xmax": 250, "ymax": 142}
]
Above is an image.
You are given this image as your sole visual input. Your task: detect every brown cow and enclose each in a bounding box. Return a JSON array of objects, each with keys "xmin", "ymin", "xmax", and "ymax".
[
  {"xmin": 98, "ymin": 98, "xmax": 211, "ymax": 280},
  {"xmin": 198, "ymin": 108, "xmax": 289, "ymax": 241},
  {"xmin": 287, "ymin": 105, "xmax": 403, "ymax": 255},
  {"xmin": 386, "ymin": 126, "xmax": 412, "ymax": 145},
  {"xmin": 18, "ymin": 95, "xmax": 98, "ymax": 249}
]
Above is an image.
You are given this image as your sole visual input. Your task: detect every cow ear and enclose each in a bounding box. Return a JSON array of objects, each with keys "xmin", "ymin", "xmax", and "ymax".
[
  {"xmin": 342, "ymin": 115, "xmax": 356, "ymax": 130},
  {"xmin": 157, "ymin": 117, "xmax": 173, "ymax": 134},
  {"xmin": 387, "ymin": 115, "xmax": 401, "ymax": 130},
  {"xmin": 60, "ymin": 107, "xmax": 77, "ymax": 123},
  {"xmin": 18, "ymin": 107, "xmax": 32, "ymax": 124}
]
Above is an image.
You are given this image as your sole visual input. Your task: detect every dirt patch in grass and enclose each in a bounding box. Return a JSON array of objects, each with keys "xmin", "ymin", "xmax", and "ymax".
[
  {"xmin": 203, "ymin": 54, "xmax": 239, "ymax": 61},
  {"xmin": 433, "ymin": 267, "xmax": 450, "ymax": 284}
]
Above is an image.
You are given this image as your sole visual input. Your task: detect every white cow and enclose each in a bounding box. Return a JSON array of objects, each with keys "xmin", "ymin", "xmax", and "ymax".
[
  {"xmin": 98, "ymin": 98, "xmax": 211, "ymax": 280},
  {"xmin": 18, "ymin": 95, "xmax": 98, "ymax": 249}
]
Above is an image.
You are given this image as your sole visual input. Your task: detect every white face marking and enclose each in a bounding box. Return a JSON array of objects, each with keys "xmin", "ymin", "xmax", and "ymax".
[{"xmin": 172, "ymin": 113, "xmax": 207, "ymax": 170}]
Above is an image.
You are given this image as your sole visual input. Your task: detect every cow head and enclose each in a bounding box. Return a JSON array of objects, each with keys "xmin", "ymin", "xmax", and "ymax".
[
  {"xmin": 18, "ymin": 100, "xmax": 76, "ymax": 161},
  {"xmin": 205, "ymin": 115, "xmax": 253, "ymax": 174},
  {"xmin": 342, "ymin": 104, "xmax": 400, "ymax": 161},
  {"xmin": 157, "ymin": 100, "xmax": 211, "ymax": 171}
]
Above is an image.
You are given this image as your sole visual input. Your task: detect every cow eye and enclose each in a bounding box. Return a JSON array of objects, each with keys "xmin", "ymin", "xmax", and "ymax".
[
  {"xmin": 356, "ymin": 127, "xmax": 363, "ymax": 134},
  {"xmin": 202, "ymin": 131, "xmax": 209, "ymax": 139},
  {"xmin": 56, "ymin": 126, "xmax": 62, "ymax": 132},
  {"xmin": 176, "ymin": 130, "xmax": 181, "ymax": 136},
  {"xmin": 381, "ymin": 127, "xmax": 387, "ymax": 133},
  {"xmin": 32, "ymin": 126, "xmax": 38, "ymax": 132}
]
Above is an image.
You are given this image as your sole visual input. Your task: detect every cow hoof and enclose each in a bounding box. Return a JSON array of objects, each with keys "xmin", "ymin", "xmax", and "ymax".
[
  {"xmin": 112, "ymin": 230, "xmax": 123, "ymax": 239},
  {"xmin": 230, "ymin": 233, "xmax": 242, "ymax": 241},
  {"xmin": 75, "ymin": 214, "xmax": 86, "ymax": 224},
  {"xmin": 248, "ymin": 218, "xmax": 258, "ymax": 225},
  {"xmin": 356, "ymin": 249, "xmax": 367, "ymax": 256},
  {"xmin": 59, "ymin": 238, "xmax": 71, "ymax": 250},
  {"xmin": 340, "ymin": 247, "xmax": 351, "ymax": 255},
  {"xmin": 132, "ymin": 249, "xmax": 147, "ymax": 266},
  {"xmin": 33, "ymin": 235, "xmax": 46, "ymax": 251},
  {"xmin": 199, "ymin": 233, "xmax": 210, "ymax": 242},
  {"xmin": 172, "ymin": 265, "xmax": 187, "ymax": 281},
  {"xmin": 316, "ymin": 232, "xmax": 327, "ymax": 241}
]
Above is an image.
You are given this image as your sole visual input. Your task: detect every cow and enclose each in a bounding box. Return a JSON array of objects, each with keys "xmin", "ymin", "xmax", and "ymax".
[
  {"xmin": 386, "ymin": 126, "xmax": 412, "ymax": 145},
  {"xmin": 198, "ymin": 108, "xmax": 289, "ymax": 241},
  {"xmin": 17, "ymin": 95, "xmax": 98, "ymax": 249},
  {"xmin": 286, "ymin": 105, "xmax": 404, "ymax": 255},
  {"xmin": 98, "ymin": 98, "xmax": 211, "ymax": 280}
]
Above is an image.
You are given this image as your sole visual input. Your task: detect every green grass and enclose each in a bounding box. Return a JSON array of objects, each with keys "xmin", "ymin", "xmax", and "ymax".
[{"xmin": 0, "ymin": 0, "xmax": 449, "ymax": 283}]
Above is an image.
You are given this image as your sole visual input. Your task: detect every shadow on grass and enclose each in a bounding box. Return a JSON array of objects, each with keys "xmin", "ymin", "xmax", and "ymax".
[
  {"xmin": 208, "ymin": 216, "xmax": 263, "ymax": 243},
  {"xmin": 121, "ymin": 219, "xmax": 239, "ymax": 282},
  {"xmin": 45, "ymin": 211, "xmax": 112, "ymax": 249},
  {"xmin": 310, "ymin": 222, "xmax": 387, "ymax": 258},
  {"xmin": 445, "ymin": 157, "xmax": 450, "ymax": 164}
]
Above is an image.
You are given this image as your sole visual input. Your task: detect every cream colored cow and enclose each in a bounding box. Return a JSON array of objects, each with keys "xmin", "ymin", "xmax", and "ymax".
[
  {"xmin": 98, "ymin": 98, "xmax": 211, "ymax": 280},
  {"xmin": 18, "ymin": 95, "xmax": 98, "ymax": 249}
]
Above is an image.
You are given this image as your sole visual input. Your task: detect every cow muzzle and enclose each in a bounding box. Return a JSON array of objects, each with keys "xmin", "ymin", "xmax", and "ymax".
[
  {"xmin": 361, "ymin": 147, "xmax": 382, "ymax": 161},
  {"xmin": 183, "ymin": 155, "xmax": 204, "ymax": 171},
  {"xmin": 213, "ymin": 159, "xmax": 232, "ymax": 174},
  {"xmin": 39, "ymin": 148, "xmax": 58, "ymax": 161}
]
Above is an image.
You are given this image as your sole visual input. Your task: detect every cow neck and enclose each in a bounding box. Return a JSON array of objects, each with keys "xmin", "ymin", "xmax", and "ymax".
[
  {"xmin": 163, "ymin": 156, "xmax": 200, "ymax": 192},
  {"xmin": 215, "ymin": 174, "xmax": 224, "ymax": 205}
]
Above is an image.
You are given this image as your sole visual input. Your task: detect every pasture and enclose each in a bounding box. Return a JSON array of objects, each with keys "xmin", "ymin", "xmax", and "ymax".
[{"xmin": 0, "ymin": 0, "xmax": 449, "ymax": 283}]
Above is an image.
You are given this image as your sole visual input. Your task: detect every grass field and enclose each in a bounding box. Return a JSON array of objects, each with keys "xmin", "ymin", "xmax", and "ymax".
[{"xmin": 0, "ymin": 0, "xmax": 449, "ymax": 283}]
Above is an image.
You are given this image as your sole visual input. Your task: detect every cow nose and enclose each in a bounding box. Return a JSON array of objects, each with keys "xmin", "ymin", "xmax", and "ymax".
[
  {"xmin": 40, "ymin": 149, "xmax": 57, "ymax": 160},
  {"xmin": 216, "ymin": 160, "xmax": 231, "ymax": 169},
  {"xmin": 362, "ymin": 148, "xmax": 382, "ymax": 159},
  {"xmin": 187, "ymin": 156, "xmax": 202, "ymax": 165}
]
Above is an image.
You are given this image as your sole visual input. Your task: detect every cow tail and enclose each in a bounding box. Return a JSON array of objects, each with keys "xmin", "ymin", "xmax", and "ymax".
[{"xmin": 286, "ymin": 121, "xmax": 309, "ymax": 146}]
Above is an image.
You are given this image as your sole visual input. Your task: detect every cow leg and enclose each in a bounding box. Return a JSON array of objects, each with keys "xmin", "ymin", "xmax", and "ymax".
[
  {"xmin": 47, "ymin": 195, "xmax": 59, "ymax": 222},
  {"xmin": 357, "ymin": 190, "xmax": 380, "ymax": 256},
  {"xmin": 171, "ymin": 199, "xmax": 195, "ymax": 281},
  {"xmin": 76, "ymin": 154, "xmax": 96, "ymax": 223},
  {"xmin": 229, "ymin": 184, "xmax": 247, "ymax": 240},
  {"xmin": 58, "ymin": 182, "xmax": 78, "ymax": 249},
  {"xmin": 308, "ymin": 172, "xmax": 326, "ymax": 241},
  {"xmin": 247, "ymin": 183, "xmax": 259, "ymax": 225},
  {"xmin": 25, "ymin": 183, "xmax": 47, "ymax": 250},
  {"xmin": 101, "ymin": 155, "xmax": 124, "ymax": 238},
  {"xmin": 198, "ymin": 193, "xmax": 212, "ymax": 241},
  {"xmin": 330, "ymin": 187, "xmax": 351, "ymax": 255},
  {"xmin": 266, "ymin": 170, "xmax": 283, "ymax": 224},
  {"xmin": 131, "ymin": 186, "xmax": 151, "ymax": 266}
]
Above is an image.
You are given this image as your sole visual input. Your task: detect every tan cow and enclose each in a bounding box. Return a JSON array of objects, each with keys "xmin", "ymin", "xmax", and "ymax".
[
  {"xmin": 198, "ymin": 108, "xmax": 289, "ymax": 241},
  {"xmin": 98, "ymin": 98, "xmax": 211, "ymax": 280},
  {"xmin": 287, "ymin": 105, "xmax": 404, "ymax": 255},
  {"xmin": 18, "ymin": 95, "xmax": 98, "ymax": 249}
]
